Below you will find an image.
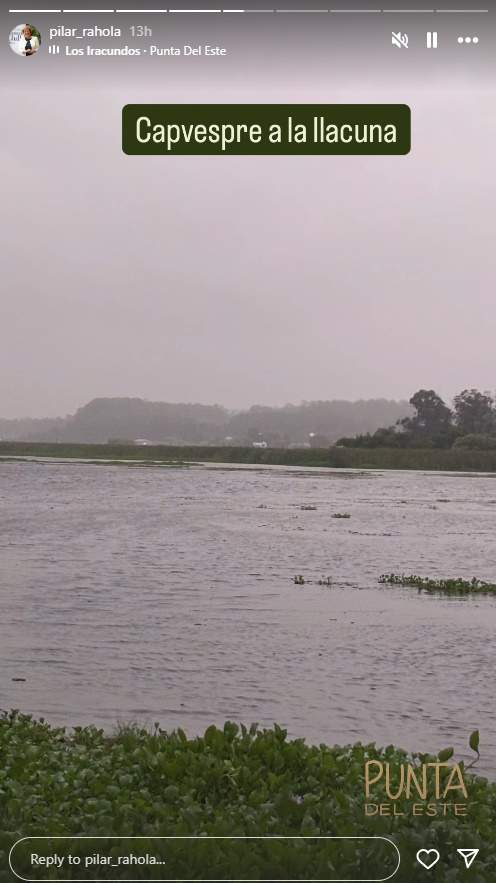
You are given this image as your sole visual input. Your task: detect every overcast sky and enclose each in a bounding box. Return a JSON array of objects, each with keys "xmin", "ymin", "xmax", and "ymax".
[{"xmin": 2, "ymin": 6, "xmax": 495, "ymax": 418}]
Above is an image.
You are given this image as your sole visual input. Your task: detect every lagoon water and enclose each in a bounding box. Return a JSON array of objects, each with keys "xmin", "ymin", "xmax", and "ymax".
[{"xmin": 1, "ymin": 460, "xmax": 495, "ymax": 774}]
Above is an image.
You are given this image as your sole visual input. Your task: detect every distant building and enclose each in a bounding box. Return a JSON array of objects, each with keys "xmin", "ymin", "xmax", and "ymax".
[
  {"xmin": 134, "ymin": 438, "xmax": 153, "ymax": 446},
  {"xmin": 252, "ymin": 441, "xmax": 268, "ymax": 449}
]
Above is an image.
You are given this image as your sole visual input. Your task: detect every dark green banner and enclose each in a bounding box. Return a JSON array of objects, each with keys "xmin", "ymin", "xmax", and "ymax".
[{"xmin": 122, "ymin": 104, "xmax": 411, "ymax": 156}]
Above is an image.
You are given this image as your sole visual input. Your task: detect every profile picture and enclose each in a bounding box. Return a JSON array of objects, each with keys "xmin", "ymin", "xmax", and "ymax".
[{"xmin": 9, "ymin": 23, "xmax": 41, "ymax": 56}]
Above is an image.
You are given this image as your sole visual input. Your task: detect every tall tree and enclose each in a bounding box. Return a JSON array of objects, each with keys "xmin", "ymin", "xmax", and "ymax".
[
  {"xmin": 401, "ymin": 389, "xmax": 453, "ymax": 438},
  {"xmin": 453, "ymin": 389, "xmax": 495, "ymax": 435}
]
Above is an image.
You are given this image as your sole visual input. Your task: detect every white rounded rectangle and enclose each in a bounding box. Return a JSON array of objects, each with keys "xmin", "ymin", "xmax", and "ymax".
[{"xmin": 10, "ymin": 835, "xmax": 401, "ymax": 882}]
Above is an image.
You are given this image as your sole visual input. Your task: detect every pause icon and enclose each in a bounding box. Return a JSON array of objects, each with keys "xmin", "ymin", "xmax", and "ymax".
[{"xmin": 427, "ymin": 31, "xmax": 438, "ymax": 49}]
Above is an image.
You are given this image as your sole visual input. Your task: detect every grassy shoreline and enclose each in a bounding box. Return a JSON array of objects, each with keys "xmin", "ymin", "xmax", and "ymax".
[
  {"xmin": 4, "ymin": 441, "xmax": 496, "ymax": 472},
  {"xmin": 1, "ymin": 713, "xmax": 495, "ymax": 881}
]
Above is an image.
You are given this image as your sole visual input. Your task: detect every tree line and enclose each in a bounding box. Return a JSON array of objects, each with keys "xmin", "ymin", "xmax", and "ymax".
[
  {"xmin": 337, "ymin": 389, "xmax": 496, "ymax": 450},
  {"xmin": 0, "ymin": 396, "xmax": 409, "ymax": 446}
]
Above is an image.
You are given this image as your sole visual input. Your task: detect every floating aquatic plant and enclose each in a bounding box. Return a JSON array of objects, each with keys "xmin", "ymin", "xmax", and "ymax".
[
  {"xmin": 379, "ymin": 574, "xmax": 496, "ymax": 595},
  {"xmin": 293, "ymin": 575, "xmax": 332, "ymax": 587}
]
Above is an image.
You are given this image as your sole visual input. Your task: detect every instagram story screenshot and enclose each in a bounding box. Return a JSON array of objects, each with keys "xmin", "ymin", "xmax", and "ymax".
[{"xmin": 1, "ymin": 0, "xmax": 495, "ymax": 880}]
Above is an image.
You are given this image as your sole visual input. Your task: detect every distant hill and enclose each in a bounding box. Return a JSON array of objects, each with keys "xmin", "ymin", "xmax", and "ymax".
[{"xmin": 0, "ymin": 396, "xmax": 411, "ymax": 446}]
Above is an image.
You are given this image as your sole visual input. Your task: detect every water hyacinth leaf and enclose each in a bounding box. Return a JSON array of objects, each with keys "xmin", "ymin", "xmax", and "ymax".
[
  {"xmin": 438, "ymin": 747, "xmax": 454, "ymax": 762},
  {"xmin": 470, "ymin": 730, "xmax": 480, "ymax": 754}
]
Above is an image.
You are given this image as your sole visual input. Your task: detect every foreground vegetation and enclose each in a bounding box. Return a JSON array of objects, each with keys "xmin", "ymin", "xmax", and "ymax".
[
  {"xmin": 1, "ymin": 713, "xmax": 495, "ymax": 881},
  {"xmin": 379, "ymin": 574, "xmax": 496, "ymax": 596},
  {"xmin": 4, "ymin": 441, "xmax": 496, "ymax": 473}
]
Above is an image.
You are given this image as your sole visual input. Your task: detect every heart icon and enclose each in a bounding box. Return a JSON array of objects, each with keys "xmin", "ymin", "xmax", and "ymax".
[{"xmin": 416, "ymin": 849, "xmax": 441, "ymax": 870}]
